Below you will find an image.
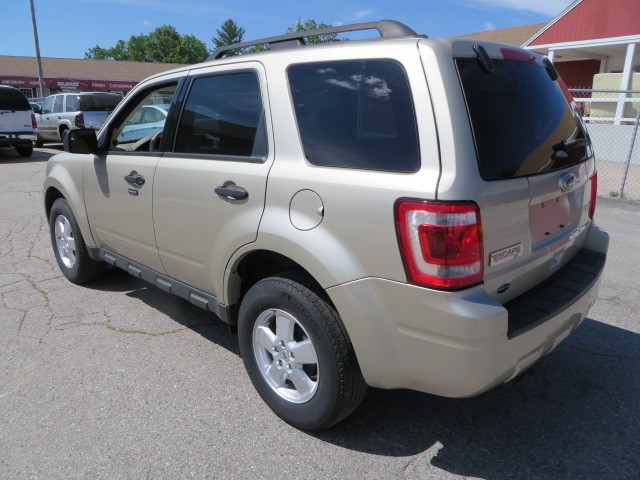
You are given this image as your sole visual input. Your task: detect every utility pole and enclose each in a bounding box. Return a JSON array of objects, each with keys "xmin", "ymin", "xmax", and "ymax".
[{"xmin": 29, "ymin": 0, "xmax": 45, "ymax": 99}]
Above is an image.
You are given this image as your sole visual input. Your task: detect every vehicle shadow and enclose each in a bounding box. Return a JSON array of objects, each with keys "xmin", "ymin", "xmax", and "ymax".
[
  {"xmin": 83, "ymin": 270, "xmax": 639, "ymax": 478},
  {"xmin": 0, "ymin": 147, "xmax": 55, "ymax": 164},
  {"xmin": 314, "ymin": 318, "xmax": 639, "ymax": 478},
  {"xmin": 86, "ymin": 268, "xmax": 239, "ymax": 355}
]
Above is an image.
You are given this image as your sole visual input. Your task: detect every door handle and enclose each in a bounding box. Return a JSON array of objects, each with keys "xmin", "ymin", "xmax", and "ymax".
[
  {"xmin": 124, "ymin": 173, "xmax": 145, "ymax": 186},
  {"xmin": 215, "ymin": 185, "xmax": 248, "ymax": 200}
]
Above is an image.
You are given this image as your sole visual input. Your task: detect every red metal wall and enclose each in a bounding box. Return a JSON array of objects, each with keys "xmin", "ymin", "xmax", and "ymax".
[
  {"xmin": 530, "ymin": 0, "xmax": 640, "ymax": 45},
  {"xmin": 555, "ymin": 59, "xmax": 602, "ymax": 88}
]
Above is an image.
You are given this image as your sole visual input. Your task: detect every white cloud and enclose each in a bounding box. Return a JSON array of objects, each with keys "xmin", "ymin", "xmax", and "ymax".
[
  {"xmin": 142, "ymin": 20, "xmax": 151, "ymax": 26},
  {"xmin": 354, "ymin": 9, "xmax": 374, "ymax": 20},
  {"xmin": 483, "ymin": 21, "xmax": 496, "ymax": 30},
  {"xmin": 459, "ymin": 0, "xmax": 571, "ymax": 17}
]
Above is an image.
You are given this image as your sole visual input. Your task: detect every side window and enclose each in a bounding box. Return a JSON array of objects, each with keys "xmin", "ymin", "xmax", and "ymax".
[
  {"xmin": 110, "ymin": 84, "xmax": 177, "ymax": 152},
  {"xmin": 174, "ymin": 72, "xmax": 267, "ymax": 159},
  {"xmin": 41, "ymin": 96, "xmax": 54, "ymax": 114},
  {"xmin": 287, "ymin": 60, "xmax": 420, "ymax": 172},
  {"xmin": 52, "ymin": 95, "xmax": 64, "ymax": 113},
  {"xmin": 65, "ymin": 95, "xmax": 79, "ymax": 112}
]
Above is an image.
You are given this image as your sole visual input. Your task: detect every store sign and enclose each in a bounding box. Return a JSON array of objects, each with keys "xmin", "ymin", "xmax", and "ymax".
[{"xmin": 0, "ymin": 76, "xmax": 137, "ymax": 92}]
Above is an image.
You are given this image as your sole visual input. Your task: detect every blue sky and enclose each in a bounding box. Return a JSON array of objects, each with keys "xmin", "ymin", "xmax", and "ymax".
[{"xmin": 2, "ymin": 0, "xmax": 572, "ymax": 59}]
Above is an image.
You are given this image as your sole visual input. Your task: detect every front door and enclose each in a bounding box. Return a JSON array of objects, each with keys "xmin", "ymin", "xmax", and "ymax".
[{"xmin": 83, "ymin": 82, "xmax": 179, "ymax": 273}]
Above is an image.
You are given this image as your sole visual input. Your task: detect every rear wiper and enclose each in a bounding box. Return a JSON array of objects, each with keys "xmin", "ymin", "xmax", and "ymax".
[{"xmin": 552, "ymin": 138, "xmax": 590, "ymax": 152}]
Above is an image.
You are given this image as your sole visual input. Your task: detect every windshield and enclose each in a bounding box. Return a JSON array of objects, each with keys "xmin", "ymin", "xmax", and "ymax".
[{"xmin": 456, "ymin": 57, "xmax": 590, "ymax": 181}]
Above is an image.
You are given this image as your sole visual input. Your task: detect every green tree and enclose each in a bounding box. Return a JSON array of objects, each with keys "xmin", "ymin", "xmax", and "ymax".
[
  {"xmin": 286, "ymin": 19, "xmax": 344, "ymax": 44},
  {"xmin": 212, "ymin": 19, "xmax": 245, "ymax": 55},
  {"xmin": 84, "ymin": 25, "xmax": 209, "ymax": 64}
]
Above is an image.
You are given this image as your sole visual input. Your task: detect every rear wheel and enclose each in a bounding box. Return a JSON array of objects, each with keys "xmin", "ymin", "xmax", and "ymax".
[
  {"xmin": 238, "ymin": 274, "xmax": 367, "ymax": 430},
  {"xmin": 49, "ymin": 198, "xmax": 105, "ymax": 284},
  {"xmin": 15, "ymin": 145, "xmax": 33, "ymax": 157}
]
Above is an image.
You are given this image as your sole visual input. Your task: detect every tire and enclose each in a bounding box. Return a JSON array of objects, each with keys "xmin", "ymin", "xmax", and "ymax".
[
  {"xmin": 49, "ymin": 198, "xmax": 105, "ymax": 284},
  {"xmin": 15, "ymin": 145, "xmax": 33, "ymax": 157},
  {"xmin": 34, "ymin": 137, "xmax": 44, "ymax": 148},
  {"xmin": 238, "ymin": 274, "xmax": 367, "ymax": 430}
]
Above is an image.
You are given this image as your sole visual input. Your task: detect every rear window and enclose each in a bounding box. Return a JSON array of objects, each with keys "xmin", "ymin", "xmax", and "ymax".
[
  {"xmin": 0, "ymin": 87, "xmax": 31, "ymax": 111},
  {"xmin": 456, "ymin": 57, "xmax": 590, "ymax": 181},
  {"xmin": 288, "ymin": 60, "xmax": 420, "ymax": 172},
  {"xmin": 78, "ymin": 94, "xmax": 122, "ymax": 112}
]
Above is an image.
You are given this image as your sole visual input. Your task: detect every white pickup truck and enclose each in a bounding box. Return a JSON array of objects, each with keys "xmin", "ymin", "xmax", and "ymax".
[{"xmin": 35, "ymin": 92, "xmax": 122, "ymax": 145}]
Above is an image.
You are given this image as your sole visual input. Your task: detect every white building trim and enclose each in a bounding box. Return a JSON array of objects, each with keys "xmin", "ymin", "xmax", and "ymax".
[{"xmin": 522, "ymin": 0, "xmax": 583, "ymax": 47}]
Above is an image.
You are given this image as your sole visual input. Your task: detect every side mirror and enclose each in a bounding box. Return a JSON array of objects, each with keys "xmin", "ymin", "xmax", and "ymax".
[{"xmin": 64, "ymin": 128, "xmax": 99, "ymax": 154}]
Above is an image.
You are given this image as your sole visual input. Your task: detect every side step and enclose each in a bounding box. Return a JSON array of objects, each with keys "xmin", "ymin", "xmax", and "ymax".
[{"xmin": 89, "ymin": 247, "xmax": 233, "ymax": 324}]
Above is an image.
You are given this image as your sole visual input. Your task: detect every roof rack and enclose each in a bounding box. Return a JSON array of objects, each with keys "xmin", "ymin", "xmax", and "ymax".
[{"xmin": 208, "ymin": 20, "xmax": 423, "ymax": 60}]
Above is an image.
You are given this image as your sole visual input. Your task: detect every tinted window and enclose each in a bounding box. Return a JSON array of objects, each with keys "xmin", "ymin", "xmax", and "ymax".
[
  {"xmin": 456, "ymin": 58, "xmax": 590, "ymax": 181},
  {"xmin": 65, "ymin": 95, "xmax": 79, "ymax": 112},
  {"xmin": 174, "ymin": 72, "xmax": 266, "ymax": 158},
  {"xmin": 78, "ymin": 94, "xmax": 122, "ymax": 111},
  {"xmin": 0, "ymin": 87, "xmax": 30, "ymax": 111},
  {"xmin": 52, "ymin": 96, "xmax": 64, "ymax": 113},
  {"xmin": 288, "ymin": 60, "xmax": 420, "ymax": 172}
]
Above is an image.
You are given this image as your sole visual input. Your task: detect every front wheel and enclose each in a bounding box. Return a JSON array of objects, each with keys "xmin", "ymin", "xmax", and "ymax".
[
  {"xmin": 238, "ymin": 274, "xmax": 367, "ymax": 430},
  {"xmin": 49, "ymin": 198, "xmax": 104, "ymax": 284}
]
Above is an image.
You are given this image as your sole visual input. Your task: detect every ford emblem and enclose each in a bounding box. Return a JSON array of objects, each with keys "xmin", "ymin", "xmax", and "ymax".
[{"xmin": 558, "ymin": 172, "xmax": 578, "ymax": 192}]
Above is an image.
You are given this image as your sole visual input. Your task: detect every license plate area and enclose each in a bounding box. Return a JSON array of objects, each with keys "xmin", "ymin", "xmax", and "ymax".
[{"xmin": 529, "ymin": 194, "xmax": 576, "ymax": 245}]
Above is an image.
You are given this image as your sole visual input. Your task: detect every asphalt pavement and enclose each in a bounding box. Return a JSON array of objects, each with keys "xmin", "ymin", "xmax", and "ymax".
[{"xmin": 1, "ymin": 146, "xmax": 638, "ymax": 479}]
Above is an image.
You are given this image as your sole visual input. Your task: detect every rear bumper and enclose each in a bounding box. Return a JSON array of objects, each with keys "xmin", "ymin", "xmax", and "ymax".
[
  {"xmin": 327, "ymin": 224, "xmax": 609, "ymax": 397},
  {"xmin": 0, "ymin": 132, "xmax": 35, "ymax": 147}
]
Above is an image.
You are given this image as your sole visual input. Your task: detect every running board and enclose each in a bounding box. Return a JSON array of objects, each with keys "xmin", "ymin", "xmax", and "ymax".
[{"xmin": 87, "ymin": 247, "xmax": 232, "ymax": 324}]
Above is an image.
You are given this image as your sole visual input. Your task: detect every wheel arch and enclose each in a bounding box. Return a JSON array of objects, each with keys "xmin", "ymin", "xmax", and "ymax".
[
  {"xmin": 227, "ymin": 249, "xmax": 333, "ymax": 306},
  {"xmin": 44, "ymin": 160, "xmax": 96, "ymax": 247}
]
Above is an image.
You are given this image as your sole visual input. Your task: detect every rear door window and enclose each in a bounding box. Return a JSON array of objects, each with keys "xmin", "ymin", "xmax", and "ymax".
[
  {"xmin": 456, "ymin": 57, "xmax": 590, "ymax": 180},
  {"xmin": 0, "ymin": 87, "xmax": 31, "ymax": 111},
  {"xmin": 52, "ymin": 95, "xmax": 64, "ymax": 113},
  {"xmin": 287, "ymin": 60, "xmax": 420, "ymax": 172},
  {"xmin": 65, "ymin": 95, "xmax": 79, "ymax": 112}
]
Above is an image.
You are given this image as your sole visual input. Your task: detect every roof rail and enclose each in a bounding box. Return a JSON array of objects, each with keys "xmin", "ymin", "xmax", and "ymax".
[{"xmin": 208, "ymin": 19, "xmax": 423, "ymax": 60}]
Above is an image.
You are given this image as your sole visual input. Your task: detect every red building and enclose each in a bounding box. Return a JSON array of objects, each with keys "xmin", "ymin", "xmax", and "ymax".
[{"xmin": 523, "ymin": 0, "xmax": 640, "ymax": 90}]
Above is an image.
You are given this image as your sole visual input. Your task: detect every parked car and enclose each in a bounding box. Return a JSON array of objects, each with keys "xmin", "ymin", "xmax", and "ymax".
[
  {"xmin": 116, "ymin": 104, "xmax": 169, "ymax": 144},
  {"xmin": 43, "ymin": 20, "xmax": 609, "ymax": 430},
  {"xmin": 35, "ymin": 92, "xmax": 121, "ymax": 145},
  {"xmin": 0, "ymin": 85, "xmax": 36, "ymax": 157}
]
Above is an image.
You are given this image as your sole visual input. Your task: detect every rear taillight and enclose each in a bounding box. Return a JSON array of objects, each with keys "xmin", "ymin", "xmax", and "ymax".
[
  {"xmin": 31, "ymin": 113, "xmax": 37, "ymax": 129},
  {"xmin": 75, "ymin": 113, "xmax": 85, "ymax": 128},
  {"xmin": 395, "ymin": 200, "xmax": 483, "ymax": 290},
  {"xmin": 589, "ymin": 172, "xmax": 598, "ymax": 219}
]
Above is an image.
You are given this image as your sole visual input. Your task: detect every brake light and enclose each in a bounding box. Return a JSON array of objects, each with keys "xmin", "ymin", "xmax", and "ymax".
[
  {"xmin": 500, "ymin": 48, "xmax": 536, "ymax": 64},
  {"xmin": 589, "ymin": 172, "xmax": 598, "ymax": 219},
  {"xmin": 75, "ymin": 113, "xmax": 85, "ymax": 128},
  {"xmin": 31, "ymin": 113, "xmax": 37, "ymax": 129},
  {"xmin": 395, "ymin": 200, "xmax": 483, "ymax": 289}
]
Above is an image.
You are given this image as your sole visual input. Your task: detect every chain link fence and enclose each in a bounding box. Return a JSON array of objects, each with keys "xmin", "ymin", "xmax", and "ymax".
[{"xmin": 570, "ymin": 88, "xmax": 640, "ymax": 201}]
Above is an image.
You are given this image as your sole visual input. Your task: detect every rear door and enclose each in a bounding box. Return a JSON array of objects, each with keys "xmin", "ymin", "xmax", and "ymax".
[
  {"xmin": 0, "ymin": 87, "xmax": 32, "ymax": 134},
  {"xmin": 426, "ymin": 41, "xmax": 597, "ymax": 303},
  {"xmin": 153, "ymin": 62, "xmax": 272, "ymax": 299}
]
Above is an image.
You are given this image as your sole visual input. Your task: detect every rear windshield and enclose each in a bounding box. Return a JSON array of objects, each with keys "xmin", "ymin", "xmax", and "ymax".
[
  {"xmin": 0, "ymin": 88, "xmax": 31, "ymax": 111},
  {"xmin": 288, "ymin": 60, "xmax": 420, "ymax": 172},
  {"xmin": 78, "ymin": 94, "xmax": 122, "ymax": 112},
  {"xmin": 456, "ymin": 57, "xmax": 590, "ymax": 180}
]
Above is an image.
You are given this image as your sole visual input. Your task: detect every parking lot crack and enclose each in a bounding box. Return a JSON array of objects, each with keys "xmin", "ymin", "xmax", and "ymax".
[{"xmin": 562, "ymin": 343, "xmax": 631, "ymax": 359}]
